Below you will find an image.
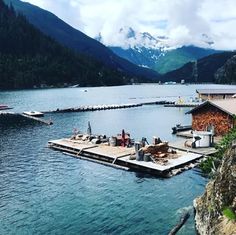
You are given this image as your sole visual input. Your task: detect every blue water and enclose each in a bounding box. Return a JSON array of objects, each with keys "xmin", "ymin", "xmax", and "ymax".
[{"xmin": 1, "ymin": 84, "xmax": 233, "ymax": 235}]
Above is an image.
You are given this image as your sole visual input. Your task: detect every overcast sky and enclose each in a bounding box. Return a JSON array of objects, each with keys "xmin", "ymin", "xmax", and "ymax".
[{"xmin": 23, "ymin": 0, "xmax": 236, "ymax": 50}]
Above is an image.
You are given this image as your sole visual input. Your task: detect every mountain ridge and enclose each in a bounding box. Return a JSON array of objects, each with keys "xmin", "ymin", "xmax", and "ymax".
[
  {"xmin": 4, "ymin": 0, "xmax": 159, "ymax": 80},
  {"xmin": 161, "ymin": 51, "xmax": 236, "ymax": 83},
  {"xmin": 0, "ymin": 0, "xmax": 149, "ymax": 89},
  {"xmin": 97, "ymin": 27, "xmax": 218, "ymax": 74}
]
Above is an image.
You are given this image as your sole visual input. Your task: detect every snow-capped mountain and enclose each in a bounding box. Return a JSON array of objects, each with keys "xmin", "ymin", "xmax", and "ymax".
[
  {"xmin": 97, "ymin": 27, "xmax": 169, "ymax": 50},
  {"xmin": 96, "ymin": 27, "xmax": 217, "ymax": 74}
]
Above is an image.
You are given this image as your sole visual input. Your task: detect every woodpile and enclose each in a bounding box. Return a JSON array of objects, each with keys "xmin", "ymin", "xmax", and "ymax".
[
  {"xmin": 141, "ymin": 142, "xmax": 169, "ymax": 154},
  {"xmin": 192, "ymin": 105, "xmax": 233, "ymax": 135},
  {"xmin": 140, "ymin": 142, "xmax": 177, "ymax": 165}
]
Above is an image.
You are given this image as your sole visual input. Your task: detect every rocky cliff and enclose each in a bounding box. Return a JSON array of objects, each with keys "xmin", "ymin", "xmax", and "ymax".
[
  {"xmin": 215, "ymin": 55, "xmax": 236, "ymax": 84},
  {"xmin": 194, "ymin": 146, "xmax": 236, "ymax": 235}
]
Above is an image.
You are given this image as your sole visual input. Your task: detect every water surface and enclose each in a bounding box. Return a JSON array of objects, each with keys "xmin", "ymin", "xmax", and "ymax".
[{"xmin": 1, "ymin": 84, "xmax": 232, "ymax": 234}]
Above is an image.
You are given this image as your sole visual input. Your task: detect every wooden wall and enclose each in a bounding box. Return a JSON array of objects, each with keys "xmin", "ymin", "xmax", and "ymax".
[
  {"xmin": 199, "ymin": 94, "xmax": 234, "ymax": 101},
  {"xmin": 192, "ymin": 105, "xmax": 233, "ymax": 135}
]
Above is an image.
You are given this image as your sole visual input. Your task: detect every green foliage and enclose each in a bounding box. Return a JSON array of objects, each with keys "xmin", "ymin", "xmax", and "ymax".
[
  {"xmin": 200, "ymin": 128, "xmax": 236, "ymax": 174},
  {"xmin": 199, "ymin": 156, "xmax": 215, "ymax": 174},
  {"xmin": 155, "ymin": 48, "xmax": 197, "ymax": 74},
  {"xmin": 215, "ymin": 127, "xmax": 236, "ymax": 155},
  {"xmin": 222, "ymin": 207, "xmax": 236, "ymax": 221},
  {"xmin": 0, "ymin": 0, "xmax": 133, "ymax": 89}
]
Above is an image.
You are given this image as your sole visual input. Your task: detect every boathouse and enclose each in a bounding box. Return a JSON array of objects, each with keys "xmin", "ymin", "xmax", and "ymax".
[
  {"xmin": 187, "ymin": 99, "xmax": 236, "ymax": 136},
  {"xmin": 196, "ymin": 89, "xmax": 236, "ymax": 101}
]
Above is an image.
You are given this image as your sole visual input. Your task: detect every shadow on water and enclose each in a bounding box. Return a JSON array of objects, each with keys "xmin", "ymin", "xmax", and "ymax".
[
  {"xmin": 193, "ymin": 167, "xmax": 210, "ymax": 178},
  {"xmin": 0, "ymin": 114, "xmax": 44, "ymax": 129},
  {"xmin": 133, "ymin": 171, "xmax": 170, "ymax": 181}
]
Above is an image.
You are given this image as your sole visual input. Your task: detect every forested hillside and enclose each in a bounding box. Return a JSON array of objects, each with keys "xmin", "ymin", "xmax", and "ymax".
[
  {"xmin": 3, "ymin": 0, "xmax": 159, "ymax": 82},
  {"xmin": 161, "ymin": 51, "xmax": 236, "ymax": 83},
  {"xmin": 0, "ymin": 0, "xmax": 146, "ymax": 89}
]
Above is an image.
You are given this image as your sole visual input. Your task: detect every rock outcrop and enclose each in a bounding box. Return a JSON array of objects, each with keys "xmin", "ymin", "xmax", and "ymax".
[
  {"xmin": 194, "ymin": 146, "xmax": 236, "ymax": 235},
  {"xmin": 215, "ymin": 55, "xmax": 236, "ymax": 84}
]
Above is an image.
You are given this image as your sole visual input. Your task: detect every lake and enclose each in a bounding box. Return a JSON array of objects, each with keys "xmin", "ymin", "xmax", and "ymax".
[{"xmin": 0, "ymin": 84, "xmax": 235, "ymax": 235}]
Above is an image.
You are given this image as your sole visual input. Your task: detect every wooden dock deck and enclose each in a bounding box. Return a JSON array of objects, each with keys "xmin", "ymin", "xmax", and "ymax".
[
  {"xmin": 120, "ymin": 151, "xmax": 202, "ymax": 172},
  {"xmin": 176, "ymin": 130, "xmax": 193, "ymax": 138},
  {"xmin": 48, "ymin": 138, "xmax": 208, "ymax": 177},
  {"xmin": 169, "ymin": 139, "xmax": 217, "ymax": 155},
  {"xmin": 164, "ymin": 103, "xmax": 201, "ymax": 107}
]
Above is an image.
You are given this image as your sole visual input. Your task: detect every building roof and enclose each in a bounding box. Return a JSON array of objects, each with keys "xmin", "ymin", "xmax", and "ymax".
[
  {"xmin": 186, "ymin": 98, "xmax": 236, "ymax": 116},
  {"xmin": 196, "ymin": 89, "xmax": 236, "ymax": 95}
]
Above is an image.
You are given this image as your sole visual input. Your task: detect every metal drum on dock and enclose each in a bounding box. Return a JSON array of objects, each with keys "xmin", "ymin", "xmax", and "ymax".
[
  {"xmin": 144, "ymin": 153, "xmax": 151, "ymax": 162},
  {"xmin": 109, "ymin": 136, "xmax": 117, "ymax": 147}
]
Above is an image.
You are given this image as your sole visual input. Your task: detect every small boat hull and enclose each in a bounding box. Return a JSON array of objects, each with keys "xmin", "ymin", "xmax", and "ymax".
[
  {"xmin": 172, "ymin": 124, "xmax": 192, "ymax": 134},
  {"xmin": 23, "ymin": 111, "xmax": 44, "ymax": 117},
  {"xmin": 0, "ymin": 105, "xmax": 12, "ymax": 110}
]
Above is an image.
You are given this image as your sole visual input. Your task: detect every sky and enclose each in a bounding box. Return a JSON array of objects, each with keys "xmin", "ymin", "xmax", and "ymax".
[{"xmin": 22, "ymin": 0, "xmax": 236, "ymax": 50}]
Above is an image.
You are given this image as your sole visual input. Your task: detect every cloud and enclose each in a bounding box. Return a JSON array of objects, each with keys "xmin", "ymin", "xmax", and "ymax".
[
  {"xmin": 22, "ymin": 0, "xmax": 85, "ymax": 31},
  {"xmin": 22, "ymin": 0, "xmax": 236, "ymax": 50}
]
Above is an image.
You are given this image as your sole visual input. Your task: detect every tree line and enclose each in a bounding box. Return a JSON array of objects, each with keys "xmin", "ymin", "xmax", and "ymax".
[{"xmin": 0, "ymin": 0, "xmax": 132, "ymax": 89}]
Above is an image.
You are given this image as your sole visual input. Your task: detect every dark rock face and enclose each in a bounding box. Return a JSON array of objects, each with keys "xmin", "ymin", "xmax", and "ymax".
[
  {"xmin": 215, "ymin": 55, "xmax": 236, "ymax": 84},
  {"xmin": 194, "ymin": 147, "xmax": 236, "ymax": 235}
]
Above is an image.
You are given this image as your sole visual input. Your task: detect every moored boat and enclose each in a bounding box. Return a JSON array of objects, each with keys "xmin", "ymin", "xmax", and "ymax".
[
  {"xmin": 23, "ymin": 111, "xmax": 44, "ymax": 117},
  {"xmin": 0, "ymin": 104, "xmax": 12, "ymax": 110},
  {"xmin": 172, "ymin": 124, "xmax": 192, "ymax": 134}
]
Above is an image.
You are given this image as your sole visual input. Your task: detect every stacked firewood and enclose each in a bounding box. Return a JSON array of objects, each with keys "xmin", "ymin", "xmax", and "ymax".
[
  {"xmin": 140, "ymin": 142, "xmax": 177, "ymax": 165},
  {"xmin": 192, "ymin": 106, "xmax": 233, "ymax": 135}
]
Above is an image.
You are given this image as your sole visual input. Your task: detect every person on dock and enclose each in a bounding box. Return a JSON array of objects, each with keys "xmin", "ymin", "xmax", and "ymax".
[
  {"xmin": 121, "ymin": 129, "xmax": 125, "ymax": 147},
  {"xmin": 87, "ymin": 121, "xmax": 92, "ymax": 136}
]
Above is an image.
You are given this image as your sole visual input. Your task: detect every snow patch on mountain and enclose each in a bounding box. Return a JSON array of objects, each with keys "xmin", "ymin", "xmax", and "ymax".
[
  {"xmin": 97, "ymin": 26, "xmax": 214, "ymax": 51},
  {"xmin": 96, "ymin": 27, "xmax": 216, "ymax": 73},
  {"xmin": 97, "ymin": 26, "xmax": 170, "ymax": 50}
]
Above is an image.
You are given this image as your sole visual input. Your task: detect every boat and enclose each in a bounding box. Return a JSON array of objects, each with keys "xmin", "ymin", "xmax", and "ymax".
[
  {"xmin": 164, "ymin": 81, "xmax": 177, "ymax": 85},
  {"xmin": 172, "ymin": 124, "xmax": 192, "ymax": 134},
  {"xmin": 0, "ymin": 104, "xmax": 12, "ymax": 110},
  {"xmin": 69, "ymin": 84, "xmax": 80, "ymax": 88},
  {"xmin": 23, "ymin": 111, "xmax": 44, "ymax": 117}
]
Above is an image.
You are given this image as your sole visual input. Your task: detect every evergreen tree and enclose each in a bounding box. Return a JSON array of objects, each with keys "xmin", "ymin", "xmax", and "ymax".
[{"xmin": 0, "ymin": 0, "xmax": 134, "ymax": 89}]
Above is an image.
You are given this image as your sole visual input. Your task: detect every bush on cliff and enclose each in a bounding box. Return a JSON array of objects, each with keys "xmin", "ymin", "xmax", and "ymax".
[{"xmin": 200, "ymin": 127, "xmax": 236, "ymax": 174}]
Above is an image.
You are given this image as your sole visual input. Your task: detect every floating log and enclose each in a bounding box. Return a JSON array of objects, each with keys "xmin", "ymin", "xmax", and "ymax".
[{"xmin": 168, "ymin": 212, "xmax": 190, "ymax": 235}]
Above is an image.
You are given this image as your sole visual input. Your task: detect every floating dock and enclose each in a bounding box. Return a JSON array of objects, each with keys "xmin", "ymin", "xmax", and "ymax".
[
  {"xmin": 43, "ymin": 101, "xmax": 175, "ymax": 113},
  {"xmin": 21, "ymin": 113, "xmax": 53, "ymax": 125},
  {"xmin": 176, "ymin": 130, "xmax": 193, "ymax": 138},
  {"xmin": 164, "ymin": 103, "xmax": 201, "ymax": 107},
  {"xmin": 48, "ymin": 138, "xmax": 213, "ymax": 177},
  {"xmin": 169, "ymin": 139, "xmax": 217, "ymax": 155},
  {"xmin": 0, "ymin": 112, "xmax": 53, "ymax": 125}
]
